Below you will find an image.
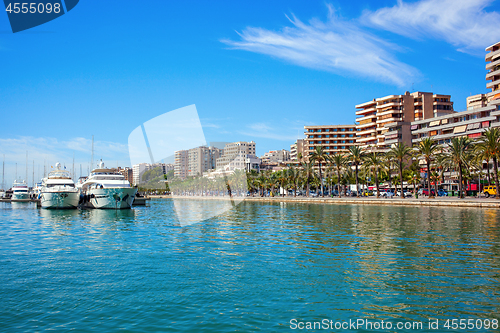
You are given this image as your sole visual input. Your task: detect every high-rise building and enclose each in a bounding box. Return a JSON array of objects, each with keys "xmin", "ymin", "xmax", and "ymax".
[
  {"xmin": 174, "ymin": 150, "xmax": 188, "ymax": 179},
  {"xmin": 290, "ymin": 139, "xmax": 304, "ymax": 162},
  {"xmin": 216, "ymin": 141, "xmax": 256, "ymax": 170},
  {"xmin": 132, "ymin": 163, "xmax": 149, "ymax": 185},
  {"xmin": 486, "ymin": 41, "xmax": 500, "ymax": 104},
  {"xmin": 118, "ymin": 167, "xmax": 133, "ymax": 185},
  {"xmin": 261, "ymin": 149, "xmax": 290, "ymax": 164},
  {"xmin": 303, "ymin": 125, "xmax": 357, "ymax": 159},
  {"xmin": 355, "ymin": 91, "xmax": 454, "ymax": 152},
  {"xmin": 187, "ymin": 146, "xmax": 222, "ymax": 177}
]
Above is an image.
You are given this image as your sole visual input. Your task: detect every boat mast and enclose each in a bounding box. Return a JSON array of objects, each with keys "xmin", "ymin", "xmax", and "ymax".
[
  {"xmin": 72, "ymin": 152, "xmax": 75, "ymax": 181},
  {"xmin": 25, "ymin": 151, "xmax": 28, "ymax": 183},
  {"xmin": 91, "ymin": 135, "xmax": 94, "ymax": 171},
  {"xmin": 32, "ymin": 160, "xmax": 34, "ymax": 187},
  {"xmin": 1, "ymin": 155, "xmax": 4, "ymax": 190}
]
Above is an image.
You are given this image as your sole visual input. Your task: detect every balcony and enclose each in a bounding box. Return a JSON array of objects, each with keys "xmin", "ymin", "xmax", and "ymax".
[
  {"xmin": 486, "ymin": 68, "xmax": 500, "ymax": 80},
  {"xmin": 486, "ymin": 78, "xmax": 500, "ymax": 89},
  {"xmin": 357, "ymin": 135, "xmax": 377, "ymax": 143},
  {"xmin": 376, "ymin": 101, "xmax": 401, "ymax": 109},
  {"xmin": 356, "ymin": 127, "xmax": 376, "ymax": 136},
  {"xmin": 356, "ymin": 122, "xmax": 376, "ymax": 130},
  {"xmin": 486, "ymin": 48, "xmax": 500, "ymax": 62},
  {"xmin": 356, "ymin": 114, "xmax": 377, "ymax": 122},
  {"xmin": 486, "ymin": 58, "xmax": 500, "ymax": 70},
  {"xmin": 355, "ymin": 106, "xmax": 376, "ymax": 116}
]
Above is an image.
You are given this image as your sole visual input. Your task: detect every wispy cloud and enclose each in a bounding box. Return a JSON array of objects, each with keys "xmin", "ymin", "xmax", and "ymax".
[
  {"xmin": 239, "ymin": 122, "xmax": 302, "ymax": 141},
  {"xmin": 0, "ymin": 136, "xmax": 129, "ymax": 187},
  {"xmin": 364, "ymin": 0, "xmax": 500, "ymax": 53},
  {"xmin": 222, "ymin": 4, "xmax": 418, "ymax": 86}
]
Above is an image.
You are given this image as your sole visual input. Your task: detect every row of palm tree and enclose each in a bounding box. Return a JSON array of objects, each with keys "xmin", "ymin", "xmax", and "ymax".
[{"xmin": 250, "ymin": 128, "xmax": 500, "ymax": 199}]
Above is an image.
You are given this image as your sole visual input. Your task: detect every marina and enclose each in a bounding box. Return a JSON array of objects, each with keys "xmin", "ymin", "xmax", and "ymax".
[{"xmin": 1, "ymin": 199, "xmax": 499, "ymax": 331}]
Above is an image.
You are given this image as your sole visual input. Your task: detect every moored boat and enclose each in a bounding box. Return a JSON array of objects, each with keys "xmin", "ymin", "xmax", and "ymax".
[
  {"xmin": 40, "ymin": 163, "xmax": 79, "ymax": 209},
  {"xmin": 81, "ymin": 161, "xmax": 137, "ymax": 209},
  {"xmin": 11, "ymin": 180, "xmax": 29, "ymax": 201}
]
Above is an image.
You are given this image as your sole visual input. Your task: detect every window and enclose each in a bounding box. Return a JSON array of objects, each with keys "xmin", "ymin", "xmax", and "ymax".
[
  {"xmin": 325, "ymin": 129, "xmax": 330, "ymax": 132},
  {"xmin": 325, "ymin": 141, "xmax": 330, "ymax": 143},
  {"xmin": 341, "ymin": 128, "xmax": 345, "ymax": 132}
]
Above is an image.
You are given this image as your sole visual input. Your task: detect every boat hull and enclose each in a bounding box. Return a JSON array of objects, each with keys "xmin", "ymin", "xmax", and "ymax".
[
  {"xmin": 11, "ymin": 193, "xmax": 30, "ymax": 201},
  {"xmin": 41, "ymin": 191, "xmax": 80, "ymax": 209},
  {"xmin": 88, "ymin": 187, "xmax": 137, "ymax": 209}
]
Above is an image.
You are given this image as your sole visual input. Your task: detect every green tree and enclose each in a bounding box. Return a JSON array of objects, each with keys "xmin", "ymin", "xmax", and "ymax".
[
  {"xmin": 476, "ymin": 128, "xmax": 500, "ymax": 198},
  {"xmin": 388, "ymin": 143, "xmax": 412, "ymax": 198},
  {"xmin": 363, "ymin": 152, "xmax": 383, "ymax": 197},
  {"xmin": 331, "ymin": 153, "xmax": 345, "ymax": 198},
  {"xmin": 444, "ymin": 137, "xmax": 474, "ymax": 199},
  {"xmin": 310, "ymin": 146, "xmax": 331, "ymax": 197},
  {"xmin": 415, "ymin": 137, "xmax": 440, "ymax": 198},
  {"xmin": 348, "ymin": 145, "xmax": 364, "ymax": 197}
]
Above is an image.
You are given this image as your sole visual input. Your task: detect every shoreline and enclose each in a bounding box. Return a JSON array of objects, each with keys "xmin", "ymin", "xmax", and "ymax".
[{"xmin": 148, "ymin": 195, "xmax": 500, "ymax": 209}]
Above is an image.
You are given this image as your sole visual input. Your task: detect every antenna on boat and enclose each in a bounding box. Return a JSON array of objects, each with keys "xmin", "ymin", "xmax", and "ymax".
[
  {"xmin": 91, "ymin": 135, "xmax": 94, "ymax": 171},
  {"xmin": 1, "ymin": 155, "xmax": 4, "ymax": 190},
  {"xmin": 15, "ymin": 162, "xmax": 17, "ymax": 181}
]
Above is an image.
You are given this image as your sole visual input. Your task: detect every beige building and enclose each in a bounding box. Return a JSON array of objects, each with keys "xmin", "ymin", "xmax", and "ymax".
[
  {"xmin": 290, "ymin": 139, "xmax": 304, "ymax": 161},
  {"xmin": 467, "ymin": 94, "xmax": 488, "ymax": 110},
  {"xmin": 174, "ymin": 150, "xmax": 188, "ymax": 179},
  {"xmin": 304, "ymin": 125, "xmax": 357, "ymax": 159},
  {"xmin": 261, "ymin": 149, "xmax": 290, "ymax": 164},
  {"xmin": 216, "ymin": 141, "xmax": 256, "ymax": 170},
  {"xmin": 187, "ymin": 146, "xmax": 222, "ymax": 177},
  {"xmin": 486, "ymin": 41, "xmax": 500, "ymax": 104},
  {"xmin": 355, "ymin": 91, "xmax": 454, "ymax": 151}
]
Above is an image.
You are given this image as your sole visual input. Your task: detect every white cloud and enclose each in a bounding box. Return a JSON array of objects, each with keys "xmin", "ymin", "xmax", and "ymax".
[
  {"xmin": 0, "ymin": 136, "xmax": 129, "ymax": 188},
  {"xmin": 240, "ymin": 122, "xmax": 301, "ymax": 141},
  {"xmin": 222, "ymin": 4, "xmax": 418, "ymax": 86},
  {"xmin": 364, "ymin": 0, "xmax": 500, "ymax": 52}
]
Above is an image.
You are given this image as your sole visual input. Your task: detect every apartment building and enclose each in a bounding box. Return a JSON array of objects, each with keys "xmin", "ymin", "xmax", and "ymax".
[
  {"xmin": 290, "ymin": 139, "xmax": 304, "ymax": 162},
  {"xmin": 174, "ymin": 150, "xmax": 188, "ymax": 179},
  {"xmin": 411, "ymin": 104, "xmax": 497, "ymax": 144},
  {"xmin": 486, "ymin": 41, "xmax": 500, "ymax": 104},
  {"xmin": 132, "ymin": 163, "xmax": 149, "ymax": 185},
  {"xmin": 412, "ymin": 41, "xmax": 500, "ymax": 143},
  {"xmin": 355, "ymin": 91, "xmax": 454, "ymax": 151},
  {"xmin": 303, "ymin": 125, "xmax": 357, "ymax": 159},
  {"xmin": 187, "ymin": 146, "xmax": 222, "ymax": 177},
  {"xmin": 215, "ymin": 141, "xmax": 256, "ymax": 170},
  {"xmin": 118, "ymin": 167, "xmax": 133, "ymax": 185},
  {"xmin": 261, "ymin": 149, "xmax": 290, "ymax": 164}
]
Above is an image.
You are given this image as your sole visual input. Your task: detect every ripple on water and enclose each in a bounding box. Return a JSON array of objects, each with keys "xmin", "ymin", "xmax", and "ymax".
[{"xmin": 1, "ymin": 200, "xmax": 500, "ymax": 331}]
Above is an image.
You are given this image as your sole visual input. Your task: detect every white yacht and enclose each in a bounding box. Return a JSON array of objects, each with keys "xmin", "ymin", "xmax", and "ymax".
[
  {"xmin": 81, "ymin": 161, "xmax": 137, "ymax": 209},
  {"xmin": 40, "ymin": 163, "xmax": 79, "ymax": 209},
  {"xmin": 11, "ymin": 180, "xmax": 30, "ymax": 201}
]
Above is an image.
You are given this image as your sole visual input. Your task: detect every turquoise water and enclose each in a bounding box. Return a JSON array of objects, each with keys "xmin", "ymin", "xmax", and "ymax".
[{"xmin": 1, "ymin": 199, "xmax": 500, "ymax": 332}]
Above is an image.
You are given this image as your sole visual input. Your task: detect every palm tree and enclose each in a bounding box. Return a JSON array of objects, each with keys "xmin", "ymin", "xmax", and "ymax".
[
  {"xmin": 363, "ymin": 152, "xmax": 383, "ymax": 197},
  {"xmin": 310, "ymin": 146, "xmax": 330, "ymax": 197},
  {"xmin": 388, "ymin": 142, "xmax": 412, "ymax": 198},
  {"xmin": 331, "ymin": 153, "xmax": 345, "ymax": 198},
  {"xmin": 444, "ymin": 136, "xmax": 474, "ymax": 199},
  {"xmin": 348, "ymin": 145, "xmax": 364, "ymax": 197},
  {"xmin": 476, "ymin": 128, "xmax": 500, "ymax": 199},
  {"xmin": 301, "ymin": 161, "xmax": 314, "ymax": 197},
  {"xmin": 415, "ymin": 137, "xmax": 440, "ymax": 198},
  {"xmin": 383, "ymin": 156, "xmax": 395, "ymax": 193}
]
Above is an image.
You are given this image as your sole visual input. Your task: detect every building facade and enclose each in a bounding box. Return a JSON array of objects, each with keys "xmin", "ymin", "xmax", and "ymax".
[
  {"xmin": 261, "ymin": 149, "xmax": 290, "ymax": 164},
  {"xmin": 216, "ymin": 141, "xmax": 256, "ymax": 170},
  {"xmin": 290, "ymin": 139, "xmax": 304, "ymax": 162},
  {"xmin": 174, "ymin": 150, "xmax": 188, "ymax": 179},
  {"xmin": 486, "ymin": 41, "xmax": 500, "ymax": 104},
  {"xmin": 187, "ymin": 146, "xmax": 222, "ymax": 177},
  {"xmin": 303, "ymin": 125, "xmax": 357, "ymax": 159},
  {"xmin": 355, "ymin": 91, "xmax": 454, "ymax": 152}
]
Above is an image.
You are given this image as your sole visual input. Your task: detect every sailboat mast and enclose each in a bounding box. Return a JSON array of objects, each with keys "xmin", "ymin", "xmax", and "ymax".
[{"xmin": 91, "ymin": 135, "xmax": 94, "ymax": 171}]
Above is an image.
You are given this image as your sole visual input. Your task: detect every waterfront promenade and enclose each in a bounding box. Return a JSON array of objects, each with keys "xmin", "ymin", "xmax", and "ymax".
[{"xmin": 151, "ymin": 195, "xmax": 500, "ymax": 209}]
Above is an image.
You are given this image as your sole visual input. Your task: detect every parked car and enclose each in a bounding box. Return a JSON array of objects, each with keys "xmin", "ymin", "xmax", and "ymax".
[
  {"xmin": 396, "ymin": 190, "xmax": 413, "ymax": 198},
  {"xmin": 420, "ymin": 188, "xmax": 436, "ymax": 196},
  {"xmin": 380, "ymin": 189, "xmax": 395, "ymax": 198},
  {"xmin": 484, "ymin": 185, "xmax": 497, "ymax": 198},
  {"xmin": 437, "ymin": 189, "xmax": 448, "ymax": 197}
]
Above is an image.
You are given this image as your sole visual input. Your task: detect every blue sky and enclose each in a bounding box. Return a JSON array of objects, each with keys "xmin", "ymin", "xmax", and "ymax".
[{"xmin": 1, "ymin": 0, "xmax": 500, "ymax": 186}]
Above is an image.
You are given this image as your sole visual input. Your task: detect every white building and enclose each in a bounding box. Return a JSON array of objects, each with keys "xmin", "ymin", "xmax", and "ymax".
[{"xmin": 261, "ymin": 149, "xmax": 290, "ymax": 164}]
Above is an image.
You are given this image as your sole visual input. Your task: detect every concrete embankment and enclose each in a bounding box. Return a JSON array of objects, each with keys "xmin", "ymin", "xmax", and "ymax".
[{"xmin": 148, "ymin": 195, "xmax": 500, "ymax": 209}]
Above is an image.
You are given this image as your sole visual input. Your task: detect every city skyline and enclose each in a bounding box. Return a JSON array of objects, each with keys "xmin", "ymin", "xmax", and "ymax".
[{"xmin": 1, "ymin": 0, "xmax": 500, "ymax": 187}]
